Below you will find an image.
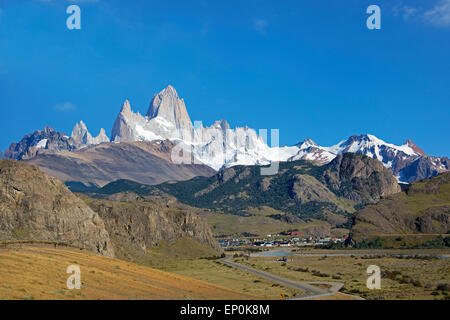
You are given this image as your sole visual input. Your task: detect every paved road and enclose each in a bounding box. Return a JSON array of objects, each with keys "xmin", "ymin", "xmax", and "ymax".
[{"xmin": 220, "ymin": 257, "xmax": 345, "ymax": 299}]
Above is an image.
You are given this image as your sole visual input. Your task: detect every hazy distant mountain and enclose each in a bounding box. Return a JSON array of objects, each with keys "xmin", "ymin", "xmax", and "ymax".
[
  {"xmin": 25, "ymin": 140, "xmax": 215, "ymax": 187},
  {"xmin": 71, "ymin": 120, "xmax": 109, "ymax": 148},
  {"xmin": 4, "ymin": 126, "xmax": 76, "ymax": 160},
  {"xmin": 4, "ymin": 123, "xmax": 109, "ymax": 161}
]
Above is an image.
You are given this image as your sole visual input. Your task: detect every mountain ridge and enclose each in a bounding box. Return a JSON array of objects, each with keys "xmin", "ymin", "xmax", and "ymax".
[
  {"xmin": 24, "ymin": 140, "xmax": 216, "ymax": 187},
  {"xmin": 351, "ymin": 171, "xmax": 450, "ymax": 242},
  {"xmin": 3, "ymin": 85, "xmax": 447, "ymax": 184},
  {"xmin": 90, "ymin": 153, "xmax": 401, "ymax": 223}
]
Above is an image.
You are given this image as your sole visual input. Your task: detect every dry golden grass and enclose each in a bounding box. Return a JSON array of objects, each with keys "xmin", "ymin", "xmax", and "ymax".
[
  {"xmin": 163, "ymin": 259, "xmax": 303, "ymax": 299},
  {"xmin": 236, "ymin": 249, "xmax": 450, "ymax": 300},
  {"xmin": 0, "ymin": 245, "xmax": 259, "ymax": 300}
]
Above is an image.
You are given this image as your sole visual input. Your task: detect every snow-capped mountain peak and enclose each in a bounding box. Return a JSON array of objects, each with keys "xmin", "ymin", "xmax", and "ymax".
[
  {"xmin": 54, "ymin": 85, "xmax": 446, "ymax": 182},
  {"xmin": 71, "ymin": 121, "xmax": 109, "ymax": 147},
  {"xmin": 146, "ymin": 85, "xmax": 193, "ymax": 131},
  {"xmin": 120, "ymin": 99, "xmax": 132, "ymax": 114},
  {"xmin": 404, "ymin": 139, "xmax": 425, "ymax": 156},
  {"xmin": 296, "ymin": 138, "xmax": 318, "ymax": 149},
  {"xmin": 324, "ymin": 134, "xmax": 419, "ymax": 158}
]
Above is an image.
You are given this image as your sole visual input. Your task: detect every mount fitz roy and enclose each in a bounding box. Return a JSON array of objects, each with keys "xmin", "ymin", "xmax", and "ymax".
[{"xmin": 3, "ymin": 85, "xmax": 448, "ymax": 185}]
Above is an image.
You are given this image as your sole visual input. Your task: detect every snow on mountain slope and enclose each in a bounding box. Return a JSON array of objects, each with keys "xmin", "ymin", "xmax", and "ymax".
[
  {"xmin": 109, "ymin": 86, "xmax": 299, "ymax": 170},
  {"xmin": 105, "ymin": 85, "xmax": 448, "ymax": 182},
  {"xmin": 4, "ymin": 126, "xmax": 76, "ymax": 160},
  {"xmin": 8, "ymin": 85, "xmax": 445, "ymax": 183}
]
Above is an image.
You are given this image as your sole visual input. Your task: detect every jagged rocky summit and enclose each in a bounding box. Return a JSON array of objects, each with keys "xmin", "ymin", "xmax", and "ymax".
[{"xmin": 4, "ymin": 85, "xmax": 448, "ymax": 184}]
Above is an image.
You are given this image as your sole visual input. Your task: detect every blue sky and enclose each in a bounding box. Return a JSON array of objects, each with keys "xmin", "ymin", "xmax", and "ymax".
[{"xmin": 0, "ymin": 0, "xmax": 449, "ymax": 156}]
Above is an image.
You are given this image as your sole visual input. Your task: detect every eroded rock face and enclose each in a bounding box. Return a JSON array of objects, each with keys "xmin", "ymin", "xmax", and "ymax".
[
  {"xmin": 351, "ymin": 172, "xmax": 450, "ymax": 241},
  {"xmin": 147, "ymin": 85, "xmax": 194, "ymax": 133},
  {"xmin": 0, "ymin": 160, "xmax": 114, "ymax": 257},
  {"xmin": 322, "ymin": 153, "xmax": 401, "ymax": 204},
  {"xmin": 84, "ymin": 198, "xmax": 222, "ymax": 262}
]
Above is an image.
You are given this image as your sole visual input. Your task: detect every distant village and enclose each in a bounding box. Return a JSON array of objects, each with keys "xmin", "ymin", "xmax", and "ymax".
[{"xmin": 218, "ymin": 231, "xmax": 349, "ymax": 248}]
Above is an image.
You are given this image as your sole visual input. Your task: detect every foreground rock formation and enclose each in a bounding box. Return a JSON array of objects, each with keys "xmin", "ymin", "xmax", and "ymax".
[
  {"xmin": 0, "ymin": 160, "xmax": 114, "ymax": 257},
  {"xmin": 84, "ymin": 197, "xmax": 222, "ymax": 263},
  {"xmin": 0, "ymin": 160, "xmax": 222, "ymax": 261}
]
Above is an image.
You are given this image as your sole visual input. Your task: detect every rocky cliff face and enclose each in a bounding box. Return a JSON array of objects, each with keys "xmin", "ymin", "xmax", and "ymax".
[
  {"xmin": 322, "ymin": 153, "xmax": 401, "ymax": 204},
  {"xmin": 110, "ymin": 100, "xmax": 147, "ymax": 142},
  {"xmin": 84, "ymin": 197, "xmax": 222, "ymax": 262},
  {"xmin": 147, "ymin": 85, "xmax": 194, "ymax": 132},
  {"xmin": 0, "ymin": 160, "xmax": 114, "ymax": 257},
  {"xmin": 111, "ymin": 87, "xmax": 195, "ymax": 143},
  {"xmin": 399, "ymin": 155, "xmax": 449, "ymax": 183},
  {"xmin": 351, "ymin": 172, "xmax": 450, "ymax": 241}
]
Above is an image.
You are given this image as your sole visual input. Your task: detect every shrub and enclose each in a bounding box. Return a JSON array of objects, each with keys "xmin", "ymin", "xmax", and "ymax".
[
  {"xmin": 410, "ymin": 279, "xmax": 422, "ymax": 287},
  {"xmin": 436, "ymin": 283, "xmax": 450, "ymax": 292}
]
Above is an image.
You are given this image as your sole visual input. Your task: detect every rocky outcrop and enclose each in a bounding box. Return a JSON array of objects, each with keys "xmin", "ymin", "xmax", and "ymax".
[
  {"xmin": 0, "ymin": 160, "xmax": 114, "ymax": 257},
  {"xmin": 290, "ymin": 174, "xmax": 338, "ymax": 204},
  {"xmin": 84, "ymin": 197, "xmax": 222, "ymax": 262},
  {"xmin": 351, "ymin": 172, "xmax": 450, "ymax": 241},
  {"xmin": 322, "ymin": 153, "xmax": 401, "ymax": 204}
]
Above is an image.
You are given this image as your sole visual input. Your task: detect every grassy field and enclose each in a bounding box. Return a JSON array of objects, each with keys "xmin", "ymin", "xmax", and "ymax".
[
  {"xmin": 2, "ymin": 244, "xmax": 447, "ymax": 300},
  {"xmin": 359, "ymin": 234, "xmax": 450, "ymax": 249},
  {"xmin": 233, "ymin": 248, "xmax": 450, "ymax": 300},
  {"xmin": 0, "ymin": 244, "xmax": 306, "ymax": 300},
  {"xmin": 0, "ymin": 245, "xmax": 262, "ymax": 300},
  {"xmin": 152, "ymin": 258, "xmax": 303, "ymax": 299},
  {"xmin": 199, "ymin": 206, "xmax": 344, "ymax": 237},
  {"xmin": 203, "ymin": 207, "xmax": 311, "ymax": 237}
]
